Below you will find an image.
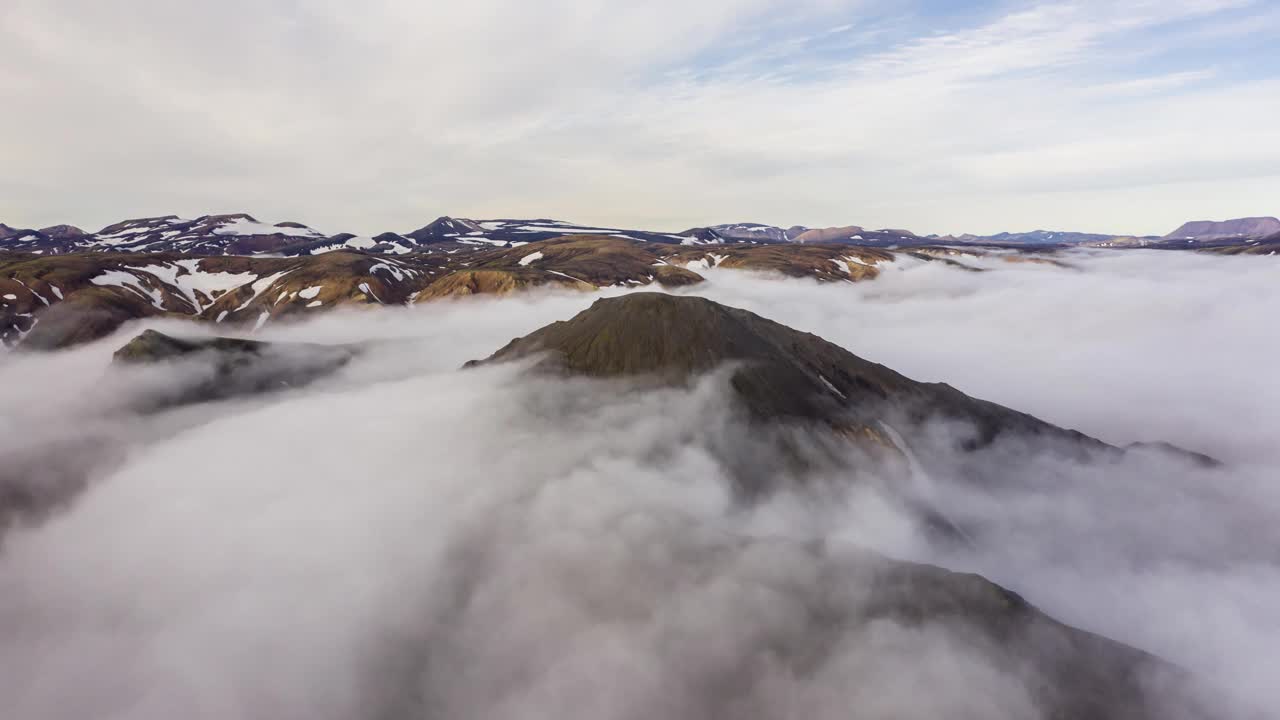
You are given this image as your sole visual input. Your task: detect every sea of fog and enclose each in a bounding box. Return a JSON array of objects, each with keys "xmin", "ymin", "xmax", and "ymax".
[{"xmin": 0, "ymin": 249, "xmax": 1276, "ymax": 719}]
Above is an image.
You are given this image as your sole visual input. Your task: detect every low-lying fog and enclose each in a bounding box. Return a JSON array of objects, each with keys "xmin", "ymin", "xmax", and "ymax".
[{"xmin": 1, "ymin": 249, "xmax": 1276, "ymax": 719}]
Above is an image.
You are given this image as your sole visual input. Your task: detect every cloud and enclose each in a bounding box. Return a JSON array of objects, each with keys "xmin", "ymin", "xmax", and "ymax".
[
  {"xmin": 687, "ymin": 249, "xmax": 1280, "ymax": 464},
  {"xmin": 2, "ymin": 0, "xmax": 1278, "ymax": 235},
  {"xmin": 0, "ymin": 250, "xmax": 1277, "ymax": 717}
]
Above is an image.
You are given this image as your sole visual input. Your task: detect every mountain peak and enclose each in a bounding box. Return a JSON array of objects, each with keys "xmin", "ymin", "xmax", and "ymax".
[
  {"xmin": 37, "ymin": 224, "xmax": 86, "ymax": 239},
  {"xmin": 405, "ymin": 216, "xmax": 486, "ymax": 243},
  {"xmin": 473, "ymin": 293, "xmax": 1103, "ymax": 452},
  {"xmin": 0, "ymin": 223, "xmax": 24, "ymax": 240}
]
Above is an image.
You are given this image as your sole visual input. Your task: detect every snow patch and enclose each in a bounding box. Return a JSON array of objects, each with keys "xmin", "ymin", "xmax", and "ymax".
[
  {"xmin": 370, "ymin": 262, "xmax": 414, "ymax": 282},
  {"xmin": 213, "ymin": 219, "xmax": 320, "ymax": 238},
  {"xmin": 818, "ymin": 375, "xmax": 847, "ymax": 400},
  {"xmin": 344, "ymin": 236, "xmax": 378, "ymax": 250},
  {"xmin": 90, "ymin": 270, "xmax": 166, "ymax": 310},
  {"xmin": 358, "ymin": 282, "xmax": 383, "ymax": 304},
  {"xmin": 130, "ymin": 261, "xmax": 258, "ymax": 313},
  {"xmin": 15, "ymin": 279, "xmax": 49, "ymax": 306},
  {"xmin": 684, "ymin": 254, "xmax": 726, "ymax": 272},
  {"xmin": 518, "ymin": 251, "xmax": 545, "ymax": 266},
  {"xmin": 545, "ymin": 270, "xmax": 588, "ymax": 285},
  {"xmin": 234, "ymin": 270, "xmax": 294, "ymax": 312}
]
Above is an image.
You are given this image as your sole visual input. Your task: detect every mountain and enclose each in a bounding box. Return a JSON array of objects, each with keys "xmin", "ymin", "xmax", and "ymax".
[
  {"xmin": 0, "ymin": 250, "xmax": 448, "ymax": 349},
  {"xmin": 693, "ymin": 223, "xmax": 931, "ymax": 246},
  {"xmin": 473, "ymin": 292, "xmax": 1219, "ymax": 493},
  {"xmin": 16, "ymin": 233, "xmax": 1164, "ymax": 353},
  {"xmin": 38, "ymin": 224, "xmax": 87, "ymax": 240},
  {"xmin": 6, "ymin": 237, "xmax": 820, "ymax": 350},
  {"xmin": 1165, "ymin": 217, "xmax": 1280, "ymax": 241},
  {"xmin": 6, "ymin": 276, "xmax": 1231, "ymax": 718},
  {"xmin": 19, "ymin": 226, "xmax": 1272, "ymax": 355},
  {"xmin": 404, "ymin": 216, "xmax": 489, "ymax": 244},
  {"xmin": 402, "ymin": 217, "xmax": 695, "ymax": 247},
  {"xmin": 467, "ymin": 293, "xmax": 1212, "ymax": 719},
  {"xmin": 6, "ymin": 210, "xmax": 1277, "ymax": 257},
  {"xmin": 455, "ymin": 235, "xmax": 703, "ymax": 291},
  {"xmin": 947, "ymin": 230, "xmax": 1146, "ymax": 246},
  {"xmin": 1198, "ymin": 231, "xmax": 1280, "ymax": 256},
  {"xmin": 668, "ymin": 243, "xmax": 901, "ymax": 281},
  {"xmin": 0, "ymin": 213, "xmax": 330, "ymax": 256},
  {"xmin": 0, "ymin": 225, "xmax": 50, "ymax": 246},
  {"xmin": 474, "ymin": 293, "xmax": 1104, "ymax": 453},
  {"xmin": 113, "ymin": 329, "xmax": 357, "ymax": 407},
  {"xmin": 703, "ymin": 223, "xmax": 806, "ymax": 243},
  {"xmin": 391, "ymin": 217, "xmax": 952, "ymax": 248},
  {"xmin": 791, "ymin": 225, "xmax": 865, "ymax": 243}
]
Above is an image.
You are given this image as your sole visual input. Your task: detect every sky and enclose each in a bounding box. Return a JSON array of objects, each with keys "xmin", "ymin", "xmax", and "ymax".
[{"xmin": 2, "ymin": 0, "xmax": 1278, "ymax": 236}]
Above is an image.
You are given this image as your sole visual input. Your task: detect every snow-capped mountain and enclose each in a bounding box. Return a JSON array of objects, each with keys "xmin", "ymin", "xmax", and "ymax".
[
  {"xmin": 0, "ymin": 233, "xmax": 934, "ymax": 351},
  {"xmin": 703, "ymin": 223, "xmax": 807, "ymax": 243},
  {"xmin": 402, "ymin": 217, "xmax": 696, "ymax": 247},
  {"xmin": 4, "ymin": 212, "xmax": 1278, "ymax": 258},
  {"xmin": 1, "ymin": 214, "xmax": 327, "ymax": 256},
  {"xmin": 699, "ymin": 223, "xmax": 927, "ymax": 245}
]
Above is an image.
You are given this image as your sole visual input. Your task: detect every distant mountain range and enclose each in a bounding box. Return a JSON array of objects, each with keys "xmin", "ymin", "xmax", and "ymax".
[
  {"xmin": 941, "ymin": 230, "xmax": 1155, "ymax": 245},
  {"xmin": 3, "ymin": 213, "xmax": 1276, "ymax": 257}
]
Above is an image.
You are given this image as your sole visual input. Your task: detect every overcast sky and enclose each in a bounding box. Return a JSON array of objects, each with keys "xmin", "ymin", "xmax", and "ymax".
[{"xmin": 2, "ymin": 0, "xmax": 1278, "ymax": 236}]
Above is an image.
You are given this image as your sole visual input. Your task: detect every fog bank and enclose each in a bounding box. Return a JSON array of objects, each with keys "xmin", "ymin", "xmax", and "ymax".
[{"xmin": 0, "ymin": 249, "xmax": 1276, "ymax": 718}]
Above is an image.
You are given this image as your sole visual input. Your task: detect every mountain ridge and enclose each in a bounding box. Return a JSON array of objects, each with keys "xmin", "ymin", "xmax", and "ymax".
[
  {"xmin": 473, "ymin": 293, "xmax": 1110, "ymax": 452},
  {"xmin": 5, "ymin": 211, "xmax": 1274, "ymax": 256}
]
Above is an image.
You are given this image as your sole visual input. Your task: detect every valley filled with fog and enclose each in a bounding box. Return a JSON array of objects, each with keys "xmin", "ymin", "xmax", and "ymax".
[{"xmin": 1, "ymin": 249, "xmax": 1276, "ymax": 719}]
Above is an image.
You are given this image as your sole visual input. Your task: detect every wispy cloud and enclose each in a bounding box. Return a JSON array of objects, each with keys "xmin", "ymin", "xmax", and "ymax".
[{"xmin": 1, "ymin": 0, "xmax": 1276, "ymax": 235}]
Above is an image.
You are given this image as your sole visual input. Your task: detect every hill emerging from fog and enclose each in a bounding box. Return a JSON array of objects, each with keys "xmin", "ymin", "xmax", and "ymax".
[
  {"xmin": 463, "ymin": 292, "xmax": 1207, "ymax": 719},
  {"xmin": 474, "ymin": 293, "xmax": 1103, "ymax": 453}
]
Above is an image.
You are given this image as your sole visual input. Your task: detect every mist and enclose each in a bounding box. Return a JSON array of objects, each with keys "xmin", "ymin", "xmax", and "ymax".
[{"xmin": 0, "ymin": 249, "xmax": 1276, "ymax": 719}]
